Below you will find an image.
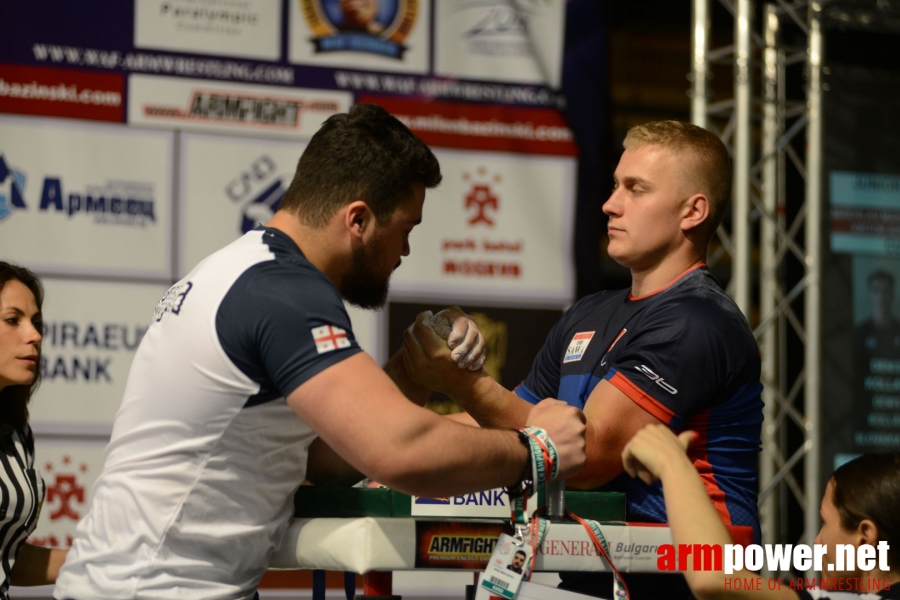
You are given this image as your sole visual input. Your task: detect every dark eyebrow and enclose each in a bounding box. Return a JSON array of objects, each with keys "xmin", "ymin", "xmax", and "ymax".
[{"xmin": 1, "ymin": 307, "xmax": 40, "ymax": 320}]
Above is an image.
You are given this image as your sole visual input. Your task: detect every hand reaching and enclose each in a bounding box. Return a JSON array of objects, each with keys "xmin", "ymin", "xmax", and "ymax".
[{"xmin": 621, "ymin": 424, "xmax": 696, "ymax": 485}]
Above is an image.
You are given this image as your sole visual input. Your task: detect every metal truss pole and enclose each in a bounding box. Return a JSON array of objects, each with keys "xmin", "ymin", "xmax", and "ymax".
[
  {"xmin": 690, "ymin": 0, "xmax": 754, "ymax": 312},
  {"xmin": 733, "ymin": 0, "xmax": 754, "ymax": 315},
  {"xmin": 693, "ymin": 0, "xmax": 823, "ymax": 554},
  {"xmin": 804, "ymin": 0, "xmax": 824, "ymax": 546},
  {"xmin": 691, "ymin": 0, "xmax": 711, "ymax": 127},
  {"xmin": 759, "ymin": 3, "xmax": 780, "ymax": 550}
]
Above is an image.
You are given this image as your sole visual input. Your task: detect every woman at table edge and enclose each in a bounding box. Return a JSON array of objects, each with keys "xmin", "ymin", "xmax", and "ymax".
[{"xmin": 621, "ymin": 423, "xmax": 900, "ymax": 599}]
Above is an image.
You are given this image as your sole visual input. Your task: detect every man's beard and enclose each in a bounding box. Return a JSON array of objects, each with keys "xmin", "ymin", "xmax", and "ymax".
[{"xmin": 340, "ymin": 236, "xmax": 397, "ymax": 310}]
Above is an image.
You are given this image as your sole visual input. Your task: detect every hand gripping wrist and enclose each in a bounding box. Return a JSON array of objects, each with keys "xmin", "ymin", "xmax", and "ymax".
[{"xmin": 506, "ymin": 426, "xmax": 560, "ymax": 499}]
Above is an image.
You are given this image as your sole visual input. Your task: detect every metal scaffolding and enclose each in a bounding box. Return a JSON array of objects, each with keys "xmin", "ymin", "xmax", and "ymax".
[{"xmin": 690, "ymin": 0, "xmax": 824, "ymax": 559}]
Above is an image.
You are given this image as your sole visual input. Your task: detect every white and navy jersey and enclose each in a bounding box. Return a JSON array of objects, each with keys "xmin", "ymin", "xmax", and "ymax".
[
  {"xmin": 0, "ymin": 423, "xmax": 44, "ymax": 600},
  {"xmin": 55, "ymin": 228, "xmax": 362, "ymax": 600}
]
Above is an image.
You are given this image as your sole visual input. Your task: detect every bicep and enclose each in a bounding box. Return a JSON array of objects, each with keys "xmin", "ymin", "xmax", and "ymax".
[{"xmin": 570, "ymin": 379, "xmax": 664, "ymax": 489}]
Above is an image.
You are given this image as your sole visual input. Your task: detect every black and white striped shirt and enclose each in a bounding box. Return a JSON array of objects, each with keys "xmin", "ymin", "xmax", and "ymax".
[{"xmin": 0, "ymin": 424, "xmax": 44, "ymax": 599}]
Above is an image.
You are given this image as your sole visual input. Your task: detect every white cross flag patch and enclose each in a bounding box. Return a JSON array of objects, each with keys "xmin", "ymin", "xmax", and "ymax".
[
  {"xmin": 563, "ymin": 331, "xmax": 595, "ymax": 363},
  {"xmin": 312, "ymin": 325, "xmax": 351, "ymax": 354}
]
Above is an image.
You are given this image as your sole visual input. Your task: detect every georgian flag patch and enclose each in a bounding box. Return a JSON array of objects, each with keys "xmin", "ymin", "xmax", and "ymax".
[
  {"xmin": 312, "ymin": 325, "xmax": 351, "ymax": 354},
  {"xmin": 563, "ymin": 331, "xmax": 595, "ymax": 363}
]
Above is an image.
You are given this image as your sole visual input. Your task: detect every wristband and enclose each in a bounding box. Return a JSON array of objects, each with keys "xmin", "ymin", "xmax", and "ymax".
[{"xmin": 505, "ymin": 426, "xmax": 559, "ymax": 501}]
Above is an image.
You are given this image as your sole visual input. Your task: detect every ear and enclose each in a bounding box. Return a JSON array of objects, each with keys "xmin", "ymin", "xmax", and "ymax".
[
  {"xmin": 343, "ymin": 200, "xmax": 373, "ymax": 241},
  {"xmin": 681, "ymin": 193, "xmax": 711, "ymax": 234},
  {"xmin": 857, "ymin": 518, "xmax": 880, "ymax": 547}
]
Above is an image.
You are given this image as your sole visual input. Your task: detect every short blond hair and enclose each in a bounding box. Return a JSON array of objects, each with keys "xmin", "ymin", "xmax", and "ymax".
[{"xmin": 623, "ymin": 121, "xmax": 732, "ymax": 237}]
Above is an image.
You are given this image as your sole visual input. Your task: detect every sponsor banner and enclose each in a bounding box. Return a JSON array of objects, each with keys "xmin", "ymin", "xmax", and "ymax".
[
  {"xmin": 177, "ymin": 132, "xmax": 386, "ymax": 360},
  {"xmin": 847, "ymin": 255, "xmax": 900, "ymax": 453},
  {"xmin": 30, "ymin": 278, "xmax": 168, "ymax": 432},
  {"xmin": 134, "ymin": 0, "xmax": 282, "ymax": 61},
  {"xmin": 415, "ymin": 521, "xmax": 507, "ymax": 569},
  {"xmin": 289, "ymin": 0, "xmax": 430, "ymax": 74},
  {"xmin": 434, "ymin": 0, "xmax": 565, "ymax": 88},
  {"xmin": 177, "ymin": 133, "xmax": 306, "ymax": 273},
  {"xmin": 29, "ymin": 437, "xmax": 107, "ymax": 549},
  {"xmin": 364, "ymin": 96, "xmax": 577, "ymax": 157},
  {"xmin": 411, "ymin": 488, "xmax": 512, "ymax": 519},
  {"xmin": 0, "ymin": 116, "xmax": 173, "ymax": 279},
  {"xmin": 0, "ymin": 63, "xmax": 124, "ymax": 122},
  {"xmin": 830, "ymin": 171, "xmax": 900, "ymax": 256},
  {"xmin": 411, "ymin": 488, "xmax": 539, "ymax": 519},
  {"xmin": 128, "ymin": 74, "xmax": 351, "ymax": 138},
  {"xmin": 389, "ymin": 150, "xmax": 576, "ymax": 304}
]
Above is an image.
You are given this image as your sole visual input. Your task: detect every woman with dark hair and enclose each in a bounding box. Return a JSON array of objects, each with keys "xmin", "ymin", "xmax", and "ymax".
[
  {"xmin": 621, "ymin": 424, "xmax": 900, "ymax": 599},
  {"xmin": 0, "ymin": 261, "xmax": 67, "ymax": 598}
]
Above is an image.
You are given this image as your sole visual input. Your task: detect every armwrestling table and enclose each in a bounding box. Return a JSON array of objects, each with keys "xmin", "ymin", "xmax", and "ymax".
[{"xmin": 272, "ymin": 487, "xmax": 686, "ymax": 599}]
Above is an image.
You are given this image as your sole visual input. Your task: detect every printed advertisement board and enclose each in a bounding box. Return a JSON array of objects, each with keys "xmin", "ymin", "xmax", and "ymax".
[
  {"xmin": 434, "ymin": 0, "xmax": 565, "ymax": 88},
  {"xmin": 29, "ymin": 437, "xmax": 108, "ymax": 549},
  {"xmin": 289, "ymin": 0, "xmax": 430, "ymax": 74},
  {"xmin": 30, "ymin": 278, "xmax": 168, "ymax": 433},
  {"xmin": 177, "ymin": 132, "xmax": 307, "ymax": 275},
  {"xmin": 134, "ymin": 0, "xmax": 283, "ymax": 61},
  {"xmin": 0, "ymin": 116, "xmax": 173, "ymax": 279},
  {"xmin": 415, "ymin": 521, "xmax": 508, "ymax": 569},
  {"xmin": 129, "ymin": 75, "xmax": 351, "ymax": 138},
  {"xmin": 0, "ymin": 64, "xmax": 124, "ymax": 123},
  {"xmin": 390, "ymin": 149, "xmax": 576, "ymax": 304},
  {"xmin": 830, "ymin": 171, "xmax": 900, "ymax": 257}
]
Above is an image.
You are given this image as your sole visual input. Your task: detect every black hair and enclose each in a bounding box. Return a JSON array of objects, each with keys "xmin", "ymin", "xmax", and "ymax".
[
  {"xmin": 279, "ymin": 103, "xmax": 442, "ymax": 226},
  {"xmin": 0, "ymin": 261, "xmax": 44, "ymax": 437}
]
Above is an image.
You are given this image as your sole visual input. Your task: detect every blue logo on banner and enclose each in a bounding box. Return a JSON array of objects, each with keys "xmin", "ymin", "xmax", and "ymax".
[
  {"xmin": 414, "ymin": 496, "xmax": 451, "ymax": 505},
  {"xmin": 241, "ymin": 179, "xmax": 285, "ymax": 234},
  {"xmin": 0, "ymin": 155, "xmax": 28, "ymax": 221},
  {"xmin": 301, "ymin": 0, "xmax": 416, "ymax": 60}
]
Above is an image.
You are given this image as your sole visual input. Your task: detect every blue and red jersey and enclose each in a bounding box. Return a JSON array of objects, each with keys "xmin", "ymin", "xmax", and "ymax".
[{"xmin": 516, "ymin": 265, "xmax": 763, "ymax": 542}]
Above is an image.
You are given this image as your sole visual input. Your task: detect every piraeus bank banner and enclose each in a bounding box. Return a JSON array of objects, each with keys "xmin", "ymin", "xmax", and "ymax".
[
  {"xmin": 0, "ymin": 116, "xmax": 173, "ymax": 279},
  {"xmin": 32, "ymin": 278, "xmax": 168, "ymax": 432}
]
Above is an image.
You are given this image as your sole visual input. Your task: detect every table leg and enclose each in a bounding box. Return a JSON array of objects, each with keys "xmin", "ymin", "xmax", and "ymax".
[{"xmin": 361, "ymin": 571, "xmax": 394, "ymax": 597}]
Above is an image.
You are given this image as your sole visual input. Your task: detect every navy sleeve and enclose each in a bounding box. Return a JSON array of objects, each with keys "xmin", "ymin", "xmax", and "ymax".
[
  {"xmin": 603, "ymin": 299, "xmax": 757, "ymax": 429},
  {"xmin": 516, "ymin": 303, "xmax": 575, "ymax": 405},
  {"xmin": 216, "ymin": 261, "xmax": 362, "ymax": 399}
]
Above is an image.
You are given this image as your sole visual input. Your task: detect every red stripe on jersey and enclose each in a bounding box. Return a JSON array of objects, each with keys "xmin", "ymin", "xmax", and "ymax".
[
  {"xmin": 686, "ymin": 409, "xmax": 734, "ymax": 528},
  {"xmin": 608, "ymin": 371, "xmax": 676, "ymax": 425},
  {"xmin": 628, "ymin": 263, "xmax": 707, "ymax": 301}
]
